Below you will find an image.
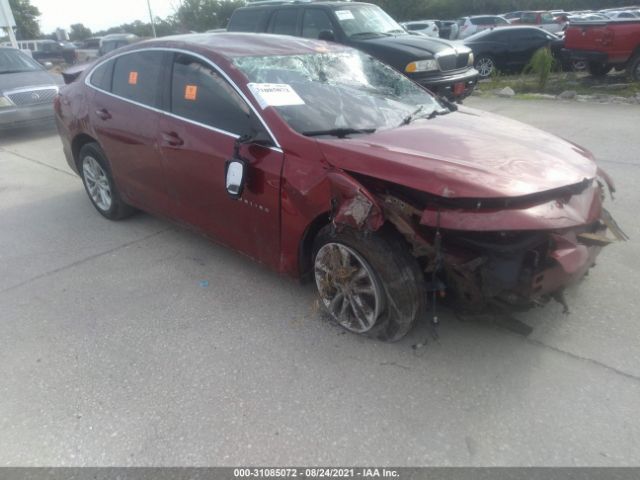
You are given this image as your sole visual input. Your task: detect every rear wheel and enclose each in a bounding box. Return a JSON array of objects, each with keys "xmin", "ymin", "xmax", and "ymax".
[
  {"xmin": 78, "ymin": 143, "xmax": 135, "ymax": 220},
  {"xmin": 627, "ymin": 54, "xmax": 640, "ymax": 82},
  {"xmin": 475, "ymin": 55, "xmax": 496, "ymax": 79},
  {"xmin": 313, "ymin": 225, "xmax": 427, "ymax": 342},
  {"xmin": 588, "ymin": 62, "xmax": 612, "ymax": 77}
]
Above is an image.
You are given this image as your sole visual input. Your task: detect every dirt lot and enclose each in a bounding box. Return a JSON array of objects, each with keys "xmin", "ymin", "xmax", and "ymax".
[{"xmin": 0, "ymin": 98, "xmax": 639, "ymax": 466}]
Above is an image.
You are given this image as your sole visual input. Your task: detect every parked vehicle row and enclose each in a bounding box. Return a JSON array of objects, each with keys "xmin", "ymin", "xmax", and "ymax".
[
  {"xmin": 227, "ymin": 1, "xmax": 478, "ymax": 101},
  {"xmin": 0, "ymin": 39, "xmax": 77, "ymax": 65}
]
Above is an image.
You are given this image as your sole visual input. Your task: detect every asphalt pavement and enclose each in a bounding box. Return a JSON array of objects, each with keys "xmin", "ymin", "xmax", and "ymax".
[{"xmin": 0, "ymin": 97, "xmax": 639, "ymax": 466}]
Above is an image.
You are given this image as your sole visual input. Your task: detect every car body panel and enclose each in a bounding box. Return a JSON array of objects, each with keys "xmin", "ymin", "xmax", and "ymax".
[{"xmin": 313, "ymin": 106, "xmax": 597, "ymax": 199}]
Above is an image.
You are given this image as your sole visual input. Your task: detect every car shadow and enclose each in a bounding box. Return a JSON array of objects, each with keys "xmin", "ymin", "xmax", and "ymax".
[{"xmin": 0, "ymin": 119, "xmax": 58, "ymax": 146}]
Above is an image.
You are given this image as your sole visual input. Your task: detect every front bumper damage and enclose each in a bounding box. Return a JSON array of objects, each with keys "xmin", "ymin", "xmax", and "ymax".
[{"xmin": 332, "ymin": 175, "xmax": 627, "ymax": 315}]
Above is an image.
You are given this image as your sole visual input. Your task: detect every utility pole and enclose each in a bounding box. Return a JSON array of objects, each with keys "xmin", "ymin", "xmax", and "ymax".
[
  {"xmin": 146, "ymin": 0, "xmax": 157, "ymax": 37},
  {"xmin": 0, "ymin": 0, "xmax": 18, "ymax": 48}
]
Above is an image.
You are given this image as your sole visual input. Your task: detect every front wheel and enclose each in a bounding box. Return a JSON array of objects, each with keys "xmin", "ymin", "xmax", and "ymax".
[
  {"xmin": 313, "ymin": 226, "xmax": 427, "ymax": 342},
  {"xmin": 475, "ymin": 55, "xmax": 496, "ymax": 78}
]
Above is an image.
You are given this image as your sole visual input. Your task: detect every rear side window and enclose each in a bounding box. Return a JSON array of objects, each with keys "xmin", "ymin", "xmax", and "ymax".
[
  {"xmin": 170, "ymin": 53, "xmax": 251, "ymax": 135},
  {"xmin": 406, "ymin": 24, "xmax": 426, "ymax": 30},
  {"xmin": 228, "ymin": 8, "xmax": 269, "ymax": 32},
  {"xmin": 269, "ymin": 9, "xmax": 299, "ymax": 35},
  {"xmin": 302, "ymin": 9, "xmax": 334, "ymax": 38},
  {"xmin": 521, "ymin": 13, "xmax": 537, "ymax": 24},
  {"xmin": 112, "ymin": 51, "xmax": 165, "ymax": 107},
  {"xmin": 90, "ymin": 60, "xmax": 114, "ymax": 91}
]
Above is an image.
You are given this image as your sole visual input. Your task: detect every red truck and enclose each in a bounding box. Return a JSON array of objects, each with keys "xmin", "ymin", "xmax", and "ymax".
[{"xmin": 563, "ymin": 19, "xmax": 640, "ymax": 80}]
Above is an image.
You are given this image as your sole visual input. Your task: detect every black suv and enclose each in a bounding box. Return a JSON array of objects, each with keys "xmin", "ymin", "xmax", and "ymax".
[{"xmin": 228, "ymin": 1, "xmax": 479, "ymax": 100}]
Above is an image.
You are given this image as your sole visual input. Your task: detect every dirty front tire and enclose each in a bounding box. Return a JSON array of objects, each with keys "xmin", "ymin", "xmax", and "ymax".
[
  {"xmin": 312, "ymin": 225, "xmax": 427, "ymax": 342},
  {"xmin": 78, "ymin": 143, "xmax": 135, "ymax": 220},
  {"xmin": 587, "ymin": 62, "xmax": 612, "ymax": 77},
  {"xmin": 627, "ymin": 54, "xmax": 640, "ymax": 82}
]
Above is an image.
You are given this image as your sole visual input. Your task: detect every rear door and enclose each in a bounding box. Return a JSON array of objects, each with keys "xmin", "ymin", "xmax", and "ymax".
[
  {"xmin": 89, "ymin": 50, "xmax": 171, "ymax": 215},
  {"xmin": 158, "ymin": 53, "xmax": 284, "ymax": 268}
]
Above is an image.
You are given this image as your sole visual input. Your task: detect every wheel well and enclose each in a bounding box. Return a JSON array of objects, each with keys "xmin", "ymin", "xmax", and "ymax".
[
  {"xmin": 71, "ymin": 134, "xmax": 98, "ymax": 170},
  {"xmin": 298, "ymin": 212, "xmax": 331, "ymax": 281}
]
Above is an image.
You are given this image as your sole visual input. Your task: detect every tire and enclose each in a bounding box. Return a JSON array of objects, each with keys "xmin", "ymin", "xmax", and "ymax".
[
  {"xmin": 312, "ymin": 225, "xmax": 427, "ymax": 342},
  {"xmin": 570, "ymin": 59, "xmax": 587, "ymax": 72},
  {"xmin": 627, "ymin": 54, "xmax": 640, "ymax": 82},
  {"xmin": 474, "ymin": 55, "xmax": 496, "ymax": 79},
  {"xmin": 587, "ymin": 62, "xmax": 612, "ymax": 77},
  {"xmin": 78, "ymin": 143, "xmax": 135, "ymax": 220}
]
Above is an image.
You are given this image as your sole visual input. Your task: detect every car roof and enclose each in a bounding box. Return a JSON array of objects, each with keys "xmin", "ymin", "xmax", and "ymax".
[
  {"xmin": 238, "ymin": 1, "xmax": 370, "ymax": 9},
  {"xmin": 133, "ymin": 32, "xmax": 348, "ymax": 59}
]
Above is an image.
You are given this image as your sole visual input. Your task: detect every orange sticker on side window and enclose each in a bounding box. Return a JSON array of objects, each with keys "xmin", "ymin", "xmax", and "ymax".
[
  {"xmin": 128, "ymin": 71, "xmax": 138, "ymax": 85},
  {"xmin": 184, "ymin": 85, "xmax": 198, "ymax": 101}
]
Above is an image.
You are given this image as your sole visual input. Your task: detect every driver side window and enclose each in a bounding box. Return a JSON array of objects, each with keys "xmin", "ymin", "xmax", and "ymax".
[
  {"xmin": 170, "ymin": 53, "xmax": 251, "ymax": 135},
  {"xmin": 302, "ymin": 9, "xmax": 334, "ymax": 39}
]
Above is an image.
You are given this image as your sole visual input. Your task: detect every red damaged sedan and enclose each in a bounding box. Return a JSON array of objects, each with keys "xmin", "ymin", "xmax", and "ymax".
[{"xmin": 55, "ymin": 33, "xmax": 625, "ymax": 341}]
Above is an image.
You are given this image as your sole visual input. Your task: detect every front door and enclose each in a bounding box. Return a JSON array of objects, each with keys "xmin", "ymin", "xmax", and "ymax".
[{"xmin": 158, "ymin": 53, "xmax": 284, "ymax": 269}]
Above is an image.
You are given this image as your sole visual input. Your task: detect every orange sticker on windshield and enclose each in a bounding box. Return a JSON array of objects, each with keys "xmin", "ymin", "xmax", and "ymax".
[
  {"xmin": 128, "ymin": 71, "xmax": 138, "ymax": 85},
  {"xmin": 184, "ymin": 85, "xmax": 198, "ymax": 100}
]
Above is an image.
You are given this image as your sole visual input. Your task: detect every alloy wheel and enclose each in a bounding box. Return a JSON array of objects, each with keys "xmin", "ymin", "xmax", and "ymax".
[
  {"xmin": 476, "ymin": 57, "xmax": 495, "ymax": 78},
  {"xmin": 82, "ymin": 156, "xmax": 112, "ymax": 212},
  {"xmin": 314, "ymin": 242, "xmax": 384, "ymax": 333}
]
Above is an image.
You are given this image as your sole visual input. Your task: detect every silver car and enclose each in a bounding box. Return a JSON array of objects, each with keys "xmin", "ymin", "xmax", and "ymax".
[{"xmin": 0, "ymin": 47, "xmax": 62, "ymax": 128}]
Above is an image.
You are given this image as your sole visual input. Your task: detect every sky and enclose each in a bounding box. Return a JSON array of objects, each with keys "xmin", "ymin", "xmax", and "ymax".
[{"xmin": 32, "ymin": 0, "xmax": 179, "ymax": 33}]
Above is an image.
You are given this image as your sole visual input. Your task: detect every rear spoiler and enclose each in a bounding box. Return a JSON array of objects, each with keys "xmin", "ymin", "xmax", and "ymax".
[{"xmin": 61, "ymin": 61, "xmax": 94, "ymax": 85}]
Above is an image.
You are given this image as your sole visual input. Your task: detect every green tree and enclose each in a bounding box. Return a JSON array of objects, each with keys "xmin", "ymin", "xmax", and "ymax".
[
  {"xmin": 173, "ymin": 0, "xmax": 245, "ymax": 32},
  {"xmin": 69, "ymin": 23, "xmax": 92, "ymax": 41},
  {"xmin": 8, "ymin": 0, "xmax": 41, "ymax": 40}
]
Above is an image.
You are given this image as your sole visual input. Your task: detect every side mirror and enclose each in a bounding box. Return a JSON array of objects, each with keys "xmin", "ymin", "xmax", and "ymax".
[
  {"xmin": 225, "ymin": 158, "xmax": 247, "ymax": 198},
  {"xmin": 318, "ymin": 30, "xmax": 335, "ymax": 42}
]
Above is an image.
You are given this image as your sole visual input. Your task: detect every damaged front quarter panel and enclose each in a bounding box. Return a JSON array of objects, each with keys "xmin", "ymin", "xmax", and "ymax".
[
  {"xmin": 371, "ymin": 179, "xmax": 627, "ymax": 314},
  {"xmin": 327, "ymin": 171, "xmax": 384, "ymax": 231}
]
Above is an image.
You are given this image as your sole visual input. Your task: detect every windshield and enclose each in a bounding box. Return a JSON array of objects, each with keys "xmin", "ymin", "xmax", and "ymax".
[
  {"xmin": 333, "ymin": 5, "xmax": 406, "ymax": 37},
  {"xmin": 234, "ymin": 50, "xmax": 441, "ymax": 136},
  {"xmin": 0, "ymin": 49, "xmax": 43, "ymax": 74}
]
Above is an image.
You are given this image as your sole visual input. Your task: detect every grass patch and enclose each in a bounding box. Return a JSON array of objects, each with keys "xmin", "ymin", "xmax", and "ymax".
[{"xmin": 477, "ymin": 71, "xmax": 640, "ymax": 98}]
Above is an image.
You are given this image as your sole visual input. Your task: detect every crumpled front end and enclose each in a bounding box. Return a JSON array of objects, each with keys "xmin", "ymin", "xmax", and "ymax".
[{"xmin": 340, "ymin": 175, "xmax": 627, "ymax": 313}]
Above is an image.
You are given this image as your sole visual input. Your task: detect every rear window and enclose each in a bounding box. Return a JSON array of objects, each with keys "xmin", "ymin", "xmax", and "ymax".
[
  {"xmin": 471, "ymin": 17, "xmax": 492, "ymax": 25},
  {"xmin": 228, "ymin": 8, "xmax": 269, "ymax": 32},
  {"xmin": 90, "ymin": 60, "xmax": 114, "ymax": 91},
  {"xmin": 112, "ymin": 51, "xmax": 165, "ymax": 107},
  {"xmin": 406, "ymin": 23, "xmax": 427, "ymax": 30}
]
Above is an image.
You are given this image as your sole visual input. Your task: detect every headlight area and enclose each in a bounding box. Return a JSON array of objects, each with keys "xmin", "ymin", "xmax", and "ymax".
[
  {"xmin": 0, "ymin": 96, "xmax": 14, "ymax": 108},
  {"xmin": 405, "ymin": 59, "xmax": 438, "ymax": 73},
  {"xmin": 468, "ymin": 52, "xmax": 474, "ymax": 66}
]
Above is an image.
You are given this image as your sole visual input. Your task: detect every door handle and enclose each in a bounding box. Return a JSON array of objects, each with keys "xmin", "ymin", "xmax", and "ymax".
[
  {"xmin": 161, "ymin": 131, "xmax": 184, "ymax": 147},
  {"xmin": 95, "ymin": 108, "xmax": 111, "ymax": 120}
]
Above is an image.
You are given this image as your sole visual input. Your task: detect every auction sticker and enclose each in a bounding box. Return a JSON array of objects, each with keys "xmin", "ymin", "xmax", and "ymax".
[
  {"xmin": 247, "ymin": 83, "xmax": 305, "ymax": 109},
  {"xmin": 335, "ymin": 10, "xmax": 355, "ymax": 21}
]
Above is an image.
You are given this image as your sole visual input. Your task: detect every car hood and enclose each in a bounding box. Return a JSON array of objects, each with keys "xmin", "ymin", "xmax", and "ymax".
[
  {"xmin": 0, "ymin": 70, "xmax": 62, "ymax": 92},
  {"xmin": 315, "ymin": 106, "xmax": 598, "ymax": 199},
  {"xmin": 351, "ymin": 34, "xmax": 471, "ymax": 58}
]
